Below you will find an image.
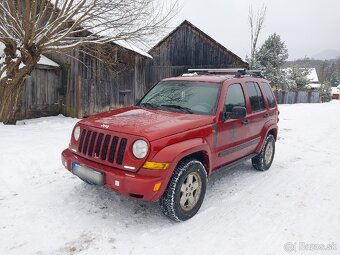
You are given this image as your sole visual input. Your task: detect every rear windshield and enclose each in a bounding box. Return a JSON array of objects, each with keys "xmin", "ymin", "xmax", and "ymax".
[{"xmin": 138, "ymin": 81, "xmax": 221, "ymax": 115}]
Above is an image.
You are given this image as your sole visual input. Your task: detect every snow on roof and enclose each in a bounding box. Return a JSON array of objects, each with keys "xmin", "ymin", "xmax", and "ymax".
[
  {"xmin": 306, "ymin": 83, "xmax": 322, "ymax": 89},
  {"xmin": 307, "ymin": 68, "xmax": 319, "ymax": 83},
  {"xmin": 331, "ymin": 87, "xmax": 339, "ymax": 95},
  {"xmin": 114, "ymin": 40, "xmax": 152, "ymax": 59},
  {"xmin": 0, "ymin": 42, "xmax": 59, "ymax": 67},
  {"xmin": 37, "ymin": 55, "xmax": 59, "ymax": 67}
]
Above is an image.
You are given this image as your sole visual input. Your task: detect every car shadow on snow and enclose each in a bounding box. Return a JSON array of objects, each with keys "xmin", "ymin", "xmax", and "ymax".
[
  {"xmin": 68, "ymin": 181, "xmax": 169, "ymax": 225},
  {"xmin": 66, "ymin": 161, "xmax": 268, "ymax": 226}
]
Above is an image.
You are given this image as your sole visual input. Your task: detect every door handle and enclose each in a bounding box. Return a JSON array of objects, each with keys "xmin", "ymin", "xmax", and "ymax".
[
  {"xmin": 242, "ymin": 120, "xmax": 250, "ymax": 125},
  {"xmin": 263, "ymin": 113, "xmax": 269, "ymax": 118}
]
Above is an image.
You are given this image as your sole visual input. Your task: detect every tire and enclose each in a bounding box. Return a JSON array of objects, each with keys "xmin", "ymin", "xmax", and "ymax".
[
  {"xmin": 160, "ymin": 159, "xmax": 207, "ymax": 222},
  {"xmin": 252, "ymin": 134, "xmax": 275, "ymax": 171}
]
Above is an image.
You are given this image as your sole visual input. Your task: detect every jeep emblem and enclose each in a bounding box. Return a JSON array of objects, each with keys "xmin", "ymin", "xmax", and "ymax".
[{"xmin": 101, "ymin": 124, "xmax": 109, "ymax": 129}]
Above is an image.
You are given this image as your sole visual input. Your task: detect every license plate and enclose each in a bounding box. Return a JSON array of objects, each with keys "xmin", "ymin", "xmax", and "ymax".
[{"xmin": 72, "ymin": 163, "xmax": 104, "ymax": 185}]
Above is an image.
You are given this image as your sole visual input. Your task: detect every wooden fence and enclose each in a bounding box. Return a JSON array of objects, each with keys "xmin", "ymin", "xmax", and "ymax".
[{"xmin": 274, "ymin": 91, "xmax": 320, "ymax": 104}]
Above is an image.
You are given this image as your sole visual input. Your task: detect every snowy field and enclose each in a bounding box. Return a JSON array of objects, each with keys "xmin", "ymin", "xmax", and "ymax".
[{"xmin": 1, "ymin": 102, "xmax": 339, "ymax": 255}]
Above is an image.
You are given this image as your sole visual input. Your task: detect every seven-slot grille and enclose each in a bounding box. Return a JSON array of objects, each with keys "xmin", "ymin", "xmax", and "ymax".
[{"xmin": 78, "ymin": 129, "xmax": 127, "ymax": 165}]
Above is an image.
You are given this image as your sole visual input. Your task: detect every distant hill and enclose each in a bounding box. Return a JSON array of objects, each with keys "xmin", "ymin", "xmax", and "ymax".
[{"xmin": 313, "ymin": 49, "xmax": 340, "ymax": 60}]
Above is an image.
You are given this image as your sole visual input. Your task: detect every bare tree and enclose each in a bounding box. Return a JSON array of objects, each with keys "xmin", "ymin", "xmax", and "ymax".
[
  {"xmin": 248, "ymin": 4, "xmax": 266, "ymax": 69},
  {"xmin": 0, "ymin": 0, "xmax": 177, "ymax": 124}
]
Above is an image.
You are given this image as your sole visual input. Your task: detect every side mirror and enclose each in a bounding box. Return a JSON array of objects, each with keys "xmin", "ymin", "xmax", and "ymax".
[{"xmin": 222, "ymin": 106, "xmax": 246, "ymax": 121}]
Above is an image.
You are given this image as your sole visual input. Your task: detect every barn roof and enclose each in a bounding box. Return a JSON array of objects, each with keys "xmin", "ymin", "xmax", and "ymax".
[
  {"xmin": 0, "ymin": 42, "xmax": 59, "ymax": 68},
  {"xmin": 148, "ymin": 20, "xmax": 247, "ymax": 65},
  {"xmin": 114, "ymin": 40, "xmax": 152, "ymax": 59}
]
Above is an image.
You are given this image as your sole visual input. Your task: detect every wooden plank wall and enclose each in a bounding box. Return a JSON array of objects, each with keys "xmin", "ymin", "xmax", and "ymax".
[
  {"xmin": 20, "ymin": 65, "xmax": 62, "ymax": 119},
  {"xmin": 77, "ymin": 51, "xmax": 147, "ymax": 117}
]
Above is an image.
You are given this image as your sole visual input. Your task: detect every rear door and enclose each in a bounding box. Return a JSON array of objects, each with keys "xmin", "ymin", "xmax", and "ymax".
[
  {"xmin": 261, "ymin": 81, "xmax": 278, "ymax": 122},
  {"xmin": 243, "ymin": 81, "xmax": 268, "ymax": 143}
]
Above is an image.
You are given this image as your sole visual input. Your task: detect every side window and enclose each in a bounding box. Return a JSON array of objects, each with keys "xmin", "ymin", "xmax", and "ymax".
[
  {"xmin": 262, "ymin": 82, "xmax": 276, "ymax": 108},
  {"xmin": 245, "ymin": 82, "xmax": 265, "ymax": 112},
  {"xmin": 224, "ymin": 83, "xmax": 246, "ymax": 112}
]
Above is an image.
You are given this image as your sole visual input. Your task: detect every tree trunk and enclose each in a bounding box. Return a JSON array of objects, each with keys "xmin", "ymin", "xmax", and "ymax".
[
  {"xmin": 0, "ymin": 44, "xmax": 37, "ymax": 125},
  {"xmin": 0, "ymin": 79, "xmax": 25, "ymax": 124}
]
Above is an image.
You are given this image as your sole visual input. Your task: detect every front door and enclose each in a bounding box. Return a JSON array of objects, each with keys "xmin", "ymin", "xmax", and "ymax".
[{"xmin": 214, "ymin": 83, "xmax": 254, "ymax": 168}]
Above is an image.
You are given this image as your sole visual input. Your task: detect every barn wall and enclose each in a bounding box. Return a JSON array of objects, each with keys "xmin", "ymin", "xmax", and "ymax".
[
  {"xmin": 46, "ymin": 46, "xmax": 149, "ymax": 118},
  {"xmin": 44, "ymin": 51, "xmax": 80, "ymax": 118},
  {"xmin": 77, "ymin": 51, "xmax": 148, "ymax": 117},
  {"xmin": 20, "ymin": 65, "xmax": 62, "ymax": 119}
]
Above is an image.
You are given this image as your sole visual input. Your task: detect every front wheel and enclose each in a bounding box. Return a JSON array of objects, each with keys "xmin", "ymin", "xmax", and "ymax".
[
  {"xmin": 252, "ymin": 134, "xmax": 275, "ymax": 171},
  {"xmin": 160, "ymin": 159, "xmax": 207, "ymax": 221}
]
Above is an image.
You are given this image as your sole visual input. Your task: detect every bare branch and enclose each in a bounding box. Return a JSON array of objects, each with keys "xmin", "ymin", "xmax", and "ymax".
[
  {"xmin": 0, "ymin": 0, "xmax": 178, "ymax": 80},
  {"xmin": 248, "ymin": 4, "xmax": 266, "ymax": 69}
]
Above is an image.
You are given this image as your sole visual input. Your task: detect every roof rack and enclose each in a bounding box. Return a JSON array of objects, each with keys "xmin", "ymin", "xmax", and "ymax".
[{"xmin": 185, "ymin": 68, "xmax": 264, "ymax": 78}]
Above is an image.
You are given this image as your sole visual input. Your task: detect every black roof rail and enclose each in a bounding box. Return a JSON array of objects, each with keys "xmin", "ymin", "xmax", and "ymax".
[
  {"xmin": 187, "ymin": 68, "xmax": 246, "ymax": 76},
  {"xmin": 185, "ymin": 68, "xmax": 264, "ymax": 78},
  {"xmin": 246, "ymin": 70, "xmax": 264, "ymax": 78}
]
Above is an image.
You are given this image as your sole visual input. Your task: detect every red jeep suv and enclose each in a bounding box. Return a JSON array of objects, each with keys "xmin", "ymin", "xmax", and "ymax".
[{"xmin": 61, "ymin": 69, "xmax": 279, "ymax": 221}]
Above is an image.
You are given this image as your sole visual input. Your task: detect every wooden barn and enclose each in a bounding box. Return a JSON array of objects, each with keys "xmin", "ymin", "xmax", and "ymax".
[
  {"xmin": 145, "ymin": 20, "xmax": 248, "ymax": 87},
  {"xmin": 47, "ymin": 41, "xmax": 152, "ymax": 118},
  {"xmin": 19, "ymin": 20, "xmax": 247, "ymax": 119}
]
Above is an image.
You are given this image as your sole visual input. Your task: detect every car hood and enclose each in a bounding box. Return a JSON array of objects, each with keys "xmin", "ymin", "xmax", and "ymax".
[{"xmin": 80, "ymin": 106, "xmax": 215, "ymax": 141}]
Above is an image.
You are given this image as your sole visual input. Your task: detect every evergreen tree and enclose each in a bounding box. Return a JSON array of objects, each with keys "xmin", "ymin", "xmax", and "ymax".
[
  {"xmin": 254, "ymin": 33, "xmax": 288, "ymax": 89},
  {"xmin": 285, "ymin": 67, "xmax": 311, "ymax": 90}
]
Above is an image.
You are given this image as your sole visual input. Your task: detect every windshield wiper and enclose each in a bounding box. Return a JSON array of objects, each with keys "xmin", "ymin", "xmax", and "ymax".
[
  {"xmin": 160, "ymin": 104, "xmax": 193, "ymax": 114},
  {"xmin": 139, "ymin": 102, "xmax": 160, "ymax": 109}
]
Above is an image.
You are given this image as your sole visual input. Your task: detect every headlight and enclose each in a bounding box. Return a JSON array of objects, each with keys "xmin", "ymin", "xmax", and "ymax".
[
  {"xmin": 73, "ymin": 126, "xmax": 81, "ymax": 141},
  {"xmin": 132, "ymin": 140, "xmax": 148, "ymax": 159}
]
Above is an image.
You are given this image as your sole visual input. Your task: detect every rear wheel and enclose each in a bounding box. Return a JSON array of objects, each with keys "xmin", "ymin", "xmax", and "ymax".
[
  {"xmin": 160, "ymin": 159, "xmax": 207, "ymax": 221},
  {"xmin": 252, "ymin": 134, "xmax": 275, "ymax": 171}
]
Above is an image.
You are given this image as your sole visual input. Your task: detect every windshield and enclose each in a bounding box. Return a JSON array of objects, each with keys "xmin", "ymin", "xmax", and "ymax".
[{"xmin": 138, "ymin": 81, "xmax": 221, "ymax": 115}]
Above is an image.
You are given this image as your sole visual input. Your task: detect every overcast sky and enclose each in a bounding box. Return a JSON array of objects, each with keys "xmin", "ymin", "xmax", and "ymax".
[{"xmin": 168, "ymin": 0, "xmax": 340, "ymax": 60}]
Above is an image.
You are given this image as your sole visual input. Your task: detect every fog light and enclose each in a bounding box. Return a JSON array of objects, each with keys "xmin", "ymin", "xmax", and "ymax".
[
  {"xmin": 153, "ymin": 182, "xmax": 161, "ymax": 191},
  {"xmin": 143, "ymin": 162, "xmax": 169, "ymax": 170}
]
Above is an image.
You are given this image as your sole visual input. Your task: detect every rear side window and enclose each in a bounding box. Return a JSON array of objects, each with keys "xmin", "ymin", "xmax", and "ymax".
[
  {"xmin": 262, "ymin": 82, "xmax": 276, "ymax": 108},
  {"xmin": 224, "ymin": 84, "xmax": 246, "ymax": 112},
  {"xmin": 245, "ymin": 82, "xmax": 265, "ymax": 112}
]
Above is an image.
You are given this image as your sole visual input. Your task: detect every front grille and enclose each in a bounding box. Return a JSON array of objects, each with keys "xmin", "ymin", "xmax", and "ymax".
[{"xmin": 78, "ymin": 129, "xmax": 127, "ymax": 165}]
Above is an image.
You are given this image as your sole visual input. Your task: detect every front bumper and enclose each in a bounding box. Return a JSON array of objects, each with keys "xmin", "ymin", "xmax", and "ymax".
[{"xmin": 62, "ymin": 149, "xmax": 165, "ymax": 201}]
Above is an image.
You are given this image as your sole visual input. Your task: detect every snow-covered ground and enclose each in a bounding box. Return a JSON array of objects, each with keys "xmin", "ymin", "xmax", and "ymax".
[{"xmin": 1, "ymin": 102, "xmax": 339, "ymax": 255}]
